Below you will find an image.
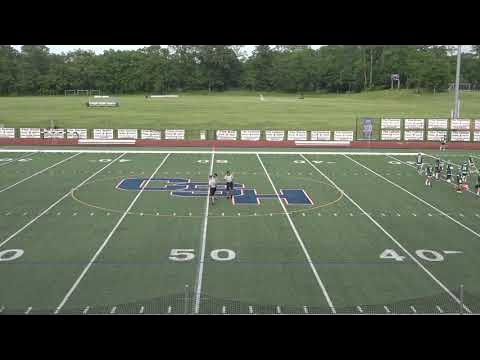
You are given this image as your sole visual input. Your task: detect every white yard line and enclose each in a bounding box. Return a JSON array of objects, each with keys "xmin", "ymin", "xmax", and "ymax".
[
  {"xmin": 0, "ymin": 148, "xmax": 419, "ymax": 156},
  {"xmin": 0, "ymin": 153, "xmax": 127, "ymax": 249},
  {"xmin": 300, "ymin": 154, "xmax": 472, "ymax": 314},
  {"xmin": 194, "ymin": 151, "xmax": 215, "ymax": 314},
  {"xmin": 346, "ymin": 155, "xmax": 480, "ymax": 241},
  {"xmin": 0, "ymin": 153, "xmax": 81, "ymax": 194},
  {"xmin": 54, "ymin": 153, "xmax": 171, "ymax": 314},
  {"xmin": 257, "ymin": 153, "xmax": 336, "ymax": 313},
  {"xmin": 0, "ymin": 152, "xmax": 37, "ymax": 168}
]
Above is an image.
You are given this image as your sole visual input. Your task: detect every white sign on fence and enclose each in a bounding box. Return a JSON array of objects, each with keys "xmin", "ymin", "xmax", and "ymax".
[
  {"xmin": 141, "ymin": 129, "xmax": 162, "ymax": 140},
  {"xmin": 164, "ymin": 129, "xmax": 185, "ymax": 140},
  {"xmin": 474, "ymin": 120, "xmax": 480, "ymax": 130},
  {"xmin": 450, "ymin": 131, "xmax": 471, "ymax": 142},
  {"xmin": 117, "ymin": 129, "xmax": 138, "ymax": 139},
  {"xmin": 333, "ymin": 131, "xmax": 354, "ymax": 141},
  {"xmin": 287, "ymin": 130, "xmax": 307, "ymax": 141},
  {"xmin": 381, "ymin": 130, "xmax": 402, "ymax": 140},
  {"xmin": 474, "ymin": 132, "xmax": 480, "ymax": 142},
  {"xmin": 42, "ymin": 128, "xmax": 65, "ymax": 139},
  {"xmin": 216, "ymin": 130, "xmax": 238, "ymax": 140},
  {"xmin": 450, "ymin": 119, "xmax": 471, "ymax": 130},
  {"xmin": 67, "ymin": 129, "xmax": 88, "ymax": 139},
  {"xmin": 240, "ymin": 130, "xmax": 261, "ymax": 141},
  {"xmin": 404, "ymin": 119, "xmax": 425, "ymax": 129},
  {"xmin": 381, "ymin": 118, "xmax": 401, "ymax": 129},
  {"xmin": 0, "ymin": 128, "xmax": 15, "ymax": 138},
  {"xmin": 93, "ymin": 129, "xmax": 114, "ymax": 140},
  {"xmin": 427, "ymin": 130, "xmax": 447, "ymax": 141},
  {"xmin": 310, "ymin": 131, "xmax": 331, "ymax": 141},
  {"xmin": 265, "ymin": 130, "xmax": 285, "ymax": 141},
  {"xmin": 403, "ymin": 131, "xmax": 424, "ymax": 141},
  {"xmin": 427, "ymin": 119, "xmax": 448, "ymax": 129},
  {"xmin": 20, "ymin": 128, "xmax": 41, "ymax": 138}
]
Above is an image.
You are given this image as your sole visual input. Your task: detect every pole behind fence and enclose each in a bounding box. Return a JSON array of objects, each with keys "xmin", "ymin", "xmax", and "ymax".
[{"xmin": 184, "ymin": 284, "xmax": 189, "ymax": 315}]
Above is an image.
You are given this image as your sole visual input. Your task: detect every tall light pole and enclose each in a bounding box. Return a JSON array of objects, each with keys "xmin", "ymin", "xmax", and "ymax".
[{"xmin": 453, "ymin": 45, "xmax": 462, "ymax": 119}]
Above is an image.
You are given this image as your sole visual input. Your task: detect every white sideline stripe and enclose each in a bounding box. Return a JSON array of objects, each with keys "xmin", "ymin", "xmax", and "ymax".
[
  {"xmin": 0, "ymin": 153, "xmax": 81, "ymax": 194},
  {"xmin": 362, "ymin": 155, "xmax": 480, "ymax": 243},
  {"xmin": 257, "ymin": 153, "xmax": 336, "ymax": 314},
  {"xmin": 194, "ymin": 151, "xmax": 215, "ymax": 314},
  {"xmin": 54, "ymin": 153, "xmax": 170, "ymax": 314},
  {"xmin": 0, "ymin": 152, "xmax": 36, "ymax": 167},
  {"xmin": 301, "ymin": 154, "xmax": 472, "ymax": 314},
  {"xmin": 0, "ymin": 153, "xmax": 126, "ymax": 249},
  {"xmin": 0, "ymin": 149, "xmax": 419, "ymax": 156}
]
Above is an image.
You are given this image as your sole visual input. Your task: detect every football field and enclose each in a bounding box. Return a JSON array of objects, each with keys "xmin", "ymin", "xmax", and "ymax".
[{"xmin": 1, "ymin": 147, "xmax": 480, "ymax": 314}]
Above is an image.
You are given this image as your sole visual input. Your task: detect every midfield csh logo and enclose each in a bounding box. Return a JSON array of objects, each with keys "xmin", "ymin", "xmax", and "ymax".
[{"xmin": 117, "ymin": 178, "xmax": 313, "ymax": 205}]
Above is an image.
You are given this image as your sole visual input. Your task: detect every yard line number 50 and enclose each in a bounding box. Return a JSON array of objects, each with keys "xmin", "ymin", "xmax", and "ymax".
[{"xmin": 169, "ymin": 249, "xmax": 236, "ymax": 262}]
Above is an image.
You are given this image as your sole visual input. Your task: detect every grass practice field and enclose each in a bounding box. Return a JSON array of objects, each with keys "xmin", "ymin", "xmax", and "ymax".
[
  {"xmin": 1, "ymin": 147, "xmax": 480, "ymax": 314},
  {"xmin": 1, "ymin": 90, "xmax": 480, "ymax": 131}
]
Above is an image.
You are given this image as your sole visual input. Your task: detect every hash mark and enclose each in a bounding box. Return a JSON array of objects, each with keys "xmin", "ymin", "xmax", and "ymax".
[
  {"xmin": 381, "ymin": 213, "xmax": 386, "ymax": 216},
  {"xmin": 349, "ymin": 213, "xmax": 353, "ymax": 216},
  {"xmin": 107, "ymin": 212, "xmax": 110, "ymax": 216},
  {"xmin": 156, "ymin": 212, "xmax": 160, "ymax": 216},
  {"xmin": 276, "ymin": 306, "xmax": 281, "ymax": 314},
  {"xmin": 90, "ymin": 212, "xmax": 94, "ymax": 216},
  {"xmin": 333, "ymin": 213, "xmax": 338, "ymax": 216},
  {"xmin": 140, "ymin": 213, "xmax": 144, "ymax": 216},
  {"xmin": 396, "ymin": 213, "xmax": 401, "ymax": 216},
  {"xmin": 221, "ymin": 213, "xmax": 224, "ymax": 216},
  {"xmin": 73, "ymin": 213, "xmax": 77, "ymax": 216},
  {"xmin": 302, "ymin": 213, "xmax": 306, "ymax": 216},
  {"xmin": 428, "ymin": 213, "xmax": 432, "ymax": 217},
  {"xmin": 459, "ymin": 213, "xmax": 464, "ymax": 217},
  {"xmin": 189, "ymin": 213, "xmax": 192, "ymax": 216},
  {"xmin": 56, "ymin": 212, "xmax": 61, "ymax": 216},
  {"xmin": 173, "ymin": 213, "xmax": 176, "ymax": 216},
  {"xmin": 412, "ymin": 213, "xmax": 417, "ymax": 217}
]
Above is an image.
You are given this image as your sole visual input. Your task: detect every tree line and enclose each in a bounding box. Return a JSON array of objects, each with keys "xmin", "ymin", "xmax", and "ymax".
[{"xmin": 0, "ymin": 45, "xmax": 480, "ymax": 96}]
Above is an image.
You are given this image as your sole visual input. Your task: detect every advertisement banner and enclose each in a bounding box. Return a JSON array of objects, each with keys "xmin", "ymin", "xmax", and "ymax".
[
  {"xmin": 20, "ymin": 128, "xmax": 41, "ymax": 138},
  {"xmin": 240, "ymin": 130, "xmax": 261, "ymax": 141},
  {"xmin": 381, "ymin": 118, "xmax": 401, "ymax": 129},
  {"xmin": 474, "ymin": 131, "xmax": 480, "ymax": 142},
  {"xmin": 474, "ymin": 120, "xmax": 480, "ymax": 130},
  {"xmin": 42, "ymin": 128, "xmax": 65, "ymax": 139},
  {"xmin": 310, "ymin": 131, "xmax": 331, "ymax": 141},
  {"xmin": 265, "ymin": 130, "xmax": 285, "ymax": 141},
  {"xmin": 404, "ymin": 131, "xmax": 424, "ymax": 141},
  {"xmin": 450, "ymin": 119, "xmax": 471, "ymax": 130},
  {"xmin": 141, "ymin": 129, "xmax": 162, "ymax": 140},
  {"xmin": 380, "ymin": 130, "xmax": 401, "ymax": 140},
  {"xmin": 427, "ymin": 119, "xmax": 448, "ymax": 129},
  {"xmin": 333, "ymin": 131, "xmax": 354, "ymax": 141},
  {"xmin": 360, "ymin": 118, "xmax": 374, "ymax": 140},
  {"xmin": 404, "ymin": 119, "xmax": 425, "ymax": 129},
  {"xmin": 0, "ymin": 128, "xmax": 15, "ymax": 138},
  {"xmin": 427, "ymin": 130, "xmax": 447, "ymax": 141},
  {"xmin": 117, "ymin": 129, "xmax": 138, "ymax": 139},
  {"xmin": 93, "ymin": 129, "xmax": 114, "ymax": 140},
  {"xmin": 450, "ymin": 131, "xmax": 471, "ymax": 142},
  {"xmin": 216, "ymin": 130, "xmax": 238, "ymax": 140},
  {"xmin": 164, "ymin": 129, "xmax": 185, "ymax": 140},
  {"xmin": 67, "ymin": 129, "xmax": 88, "ymax": 139},
  {"xmin": 287, "ymin": 130, "xmax": 307, "ymax": 141}
]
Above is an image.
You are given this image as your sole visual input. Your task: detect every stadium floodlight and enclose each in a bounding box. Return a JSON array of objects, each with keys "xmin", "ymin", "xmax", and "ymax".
[{"xmin": 453, "ymin": 45, "xmax": 462, "ymax": 119}]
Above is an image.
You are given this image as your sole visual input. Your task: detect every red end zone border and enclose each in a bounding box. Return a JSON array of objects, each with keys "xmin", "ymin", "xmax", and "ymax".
[{"xmin": 2, "ymin": 138, "xmax": 480, "ymax": 149}]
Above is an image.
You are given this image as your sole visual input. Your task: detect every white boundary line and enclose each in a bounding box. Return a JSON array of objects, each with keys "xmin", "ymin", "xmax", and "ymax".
[
  {"xmin": 0, "ymin": 152, "xmax": 37, "ymax": 167},
  {"xmin": 0, "ymin": 149, "xmax": 419, "ymax": 156},
  {"xmin": 257, "ymin": 153, "xmax": 336, "ymax": 313},
  {"xmin": 194, "ymin": 151, "xmax": 215, "ymax": 314},
  {"xmin": 0, "ymin": 153, "xmax": 126, "ymax": 249},
  {"xmin": 54, "ymin": 153, "xmax": 171, "ymax": 314},
  {"xmin": 300, "ymin": 154, "xmax": 472, "ymax": 314},
  {"xmin": 344, "ymin": 154, "xmax": 480, "ymax": 241},
  {"xmin": 0, "ymin": 153, "xmax": 81, "ymax": 194}
]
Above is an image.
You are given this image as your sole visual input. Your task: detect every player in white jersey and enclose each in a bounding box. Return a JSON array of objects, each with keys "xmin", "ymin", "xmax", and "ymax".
[
  {"xmin": 208, "ymin": 174, "xmax": 217, "ymax": 205},
  {"xmin": 224, "ymin": 171, "xmax": 234, "ymax": 199}
]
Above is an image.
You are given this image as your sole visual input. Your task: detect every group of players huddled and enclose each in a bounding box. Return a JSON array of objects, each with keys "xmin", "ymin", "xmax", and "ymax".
[{"xmin": 416, "ymin": 152, "xmax": 480, "ymax": 194}]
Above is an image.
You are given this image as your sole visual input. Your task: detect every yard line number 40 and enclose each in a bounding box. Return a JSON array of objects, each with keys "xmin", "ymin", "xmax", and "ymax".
[
  {"xmin": 380, "ymin": 249, "xmax": 450, "ymax": 262},
  {"xmin": 169, "ymin": 249, "xmax": 236, "ymax": 262}
]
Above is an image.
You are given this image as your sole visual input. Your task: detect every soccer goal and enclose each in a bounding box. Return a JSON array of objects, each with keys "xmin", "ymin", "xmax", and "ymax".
[
  {"xmin": 89, "ymin": 89, "xmax": 101, "ymax": 97},
  {"xmin": 64, "ymin": 89, "xmax": 77, "ymax": 96}
]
